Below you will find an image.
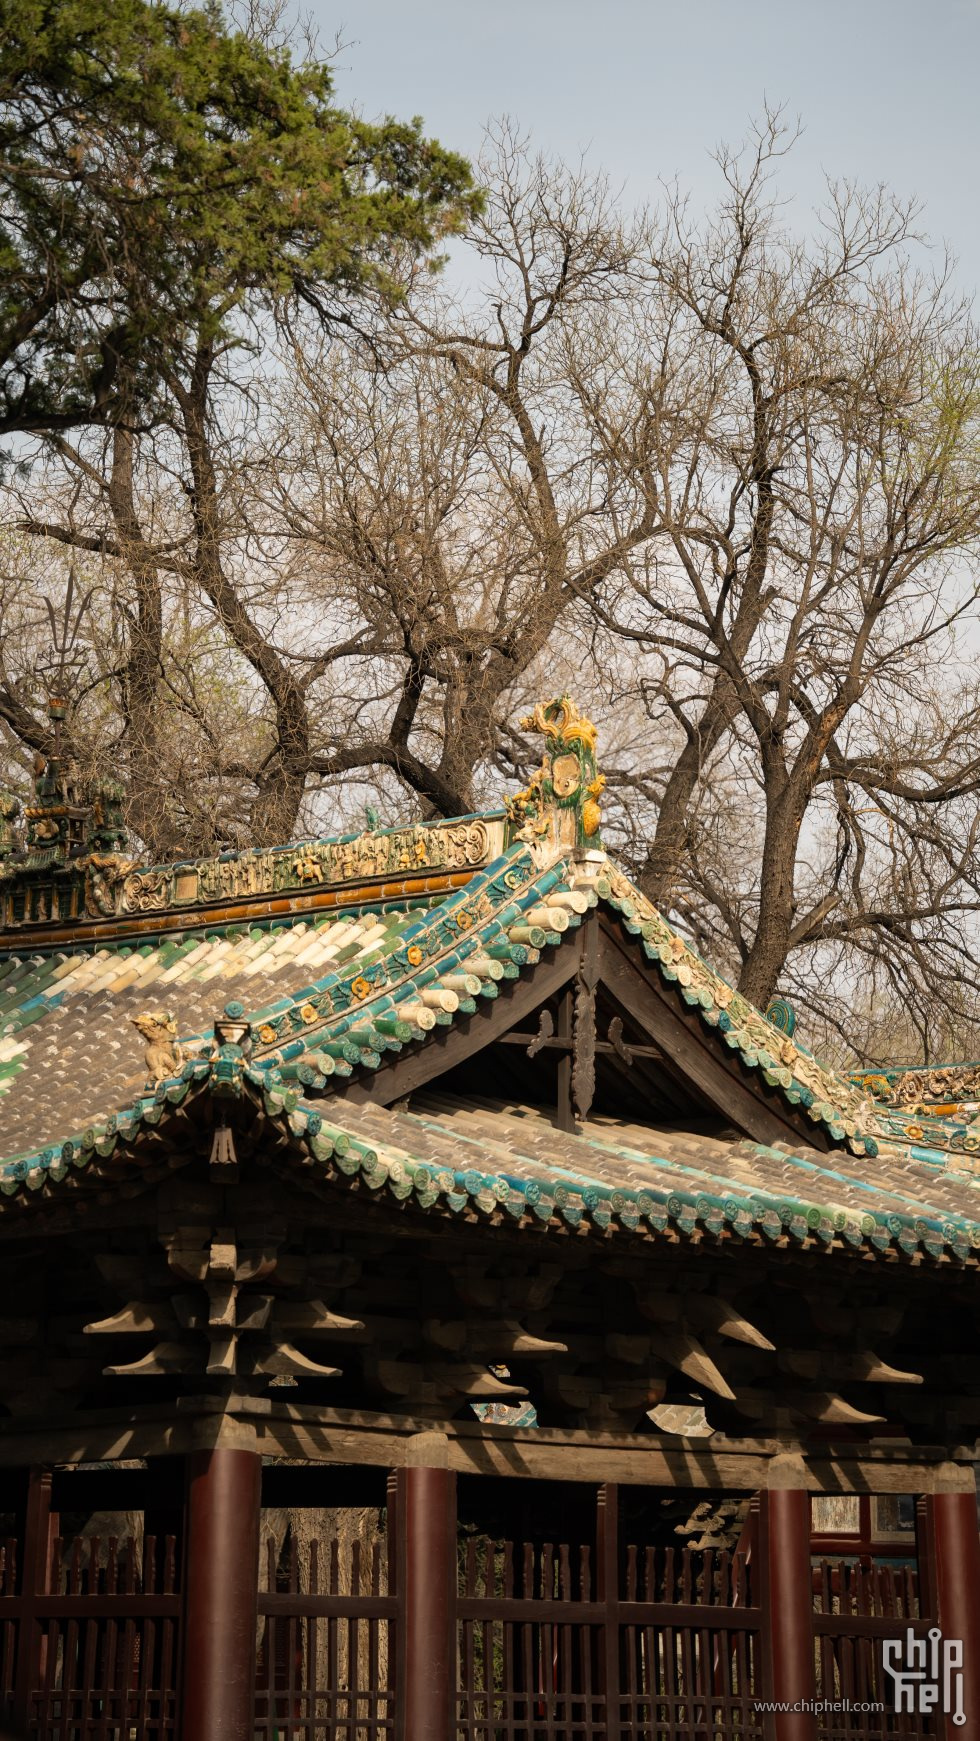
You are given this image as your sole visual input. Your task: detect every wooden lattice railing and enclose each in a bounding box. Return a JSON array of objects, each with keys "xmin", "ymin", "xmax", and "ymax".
[
  {"xmin": 0, "ymin": 1531, "xmax": 180, "ymax": 1740},
  {"xmin": 0, "ymin": 1482, "xmax": 950, "ymax": 1740},
  {"xmin": 812, "ymin": 1558, "xmax": 936, "ymax": 1740},
  {"xmin": 255, "ymin": 1531, "xmax": 396, "ymax": 1741},
  {"xmin": 455, "ymin": 1535, "xmax": 764, "ymax": 1741}
]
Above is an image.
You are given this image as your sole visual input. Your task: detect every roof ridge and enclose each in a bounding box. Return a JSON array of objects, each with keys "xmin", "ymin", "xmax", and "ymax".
[
  {"xmin": 135, "ymin": 807, "xmax": 509, "ymax": 880},
  {"xmin": 245, "ymin": 845, "xmax": 575, "ymax": 1046},
  {"xmin": 0, "ymin": 809, "xmax": 509, "ymax": 954}
]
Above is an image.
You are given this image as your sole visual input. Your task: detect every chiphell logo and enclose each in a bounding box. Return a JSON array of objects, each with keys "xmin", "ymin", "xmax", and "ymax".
[{"xmin": 882, "ymin": 1627, "xmax": 965, "ymax": 1725}]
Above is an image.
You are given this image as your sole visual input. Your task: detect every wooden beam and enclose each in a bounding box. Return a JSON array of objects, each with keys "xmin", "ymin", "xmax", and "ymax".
[
  {"xmin": 497, "ymin": 1035, "xmax": 665, "ymax": 1059},
  {"xmin": 685, "ymin": 1294, "xmax": 776, "ymax": 1351},
  {"xmin": 571, "ymin": 915, "xmax": 598, "ymax": 1123},
  {"xmin": 556, "ymin": 984, "xmax": 575, "ymax": 1131},
  {"xmin": 650, "ymin": 1329, "xmax": 736, "ymax": 1399},
  {"xmin": 422, "ymin": 1318, "xmax": 567, "ymax": 1357},
  {"xmin": 104, "ymin": 1341, "xmax": 196, "ymax": 1377},
  {"xmin": 244, "ymin": 1341, "xmax": 342, "ymax": 1379},
  {"xmin": 261, "ymin": 1420, "xmax": 970, "ymax": 1495},
  {"xmin": 498, "ymin": 1032, "xmax": 572, "ymax": 1049},
  {"xmin": 0, "ymin": 1400, "xmax": 972, "ymax": 1491},
  {"xmin": 272, "ymin": 1301, "xmax": 365, "ymax": 1337},
  {"xmin": 779, "ymin": 1347, "xmax": 923, "ymax": 1385},
  {"xmin": 84, "ymin": 1301, "xmax": 176, "ymax": 1336},
  {"xmin": 597, "ymin": 925, "xmax": 831, "ymax": 1150},
  {"xmin": 735, "ymin": 1386, "xmax": 886, "ymax": 1426}
]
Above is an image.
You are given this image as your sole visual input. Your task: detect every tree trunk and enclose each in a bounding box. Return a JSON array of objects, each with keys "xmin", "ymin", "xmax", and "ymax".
[
  {"xmin": 106, "ymin": 426, "xmax": 171, "ymax": 858},
  {"xmin": 737, "ymin": 795, "xmax": 800, "ymax": 1009},
  {"xmin": 640, "ymin": 680, "xmax": 740, "ymax": 905}
]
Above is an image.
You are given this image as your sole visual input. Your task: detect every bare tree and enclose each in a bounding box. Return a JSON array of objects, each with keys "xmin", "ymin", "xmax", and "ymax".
[
  {"xmin": 274, "ymin": 116, "xmax": 980, "ymax": 1052},
  {"xmin": 0, "ymin": 336, "xmax": 315, "ymax": 858},
  {"xmin": 259, "ymin": 124, "xmax": 660, "ymax": 817},
  {"xmin": 599, "ymin": 112, "xmax": 980, "ymax": 1041},
  {"xmin": 1, "ymin": 126, "xmax": 654, "ymax": 851},
  {"xmin": 6, "ymin": 114, "xmax": 980, "ymax": 1065}
]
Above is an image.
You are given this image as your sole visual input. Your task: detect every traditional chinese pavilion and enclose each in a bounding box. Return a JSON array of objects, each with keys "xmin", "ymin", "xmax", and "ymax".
[{"xmin": 0, "ymin": 697, "xmax": 978, "ymax": 1741}]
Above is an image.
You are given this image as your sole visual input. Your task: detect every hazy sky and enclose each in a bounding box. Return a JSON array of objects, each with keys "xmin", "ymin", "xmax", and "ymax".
[{"xmin": 313, "ymin": 0, "xmax": 979, "ymax": 295}]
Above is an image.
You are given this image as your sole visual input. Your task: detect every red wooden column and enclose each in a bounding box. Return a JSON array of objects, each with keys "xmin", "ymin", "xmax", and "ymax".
[
  {"xmin": 396, "ymin": 1457, "xmax": 456, "ymax": 1741},
  {"xmin": 597, "ymin": 1484, "xmax": 623, "ymax": 1741},
  {"xmin": 11, "ymin": 1466, "xmax": 54, "ymax": 1733},
  {"xmin": 930, "ymin": 1486, "xmax": 980, "ymax": 1739},
  {"xmin": 760, "ymin": 1459, "xmax": 817, "ymax": 1741},
  {"xmin": 180, "ymin": 1445, "xmax": 262, "ymax": 1741}
]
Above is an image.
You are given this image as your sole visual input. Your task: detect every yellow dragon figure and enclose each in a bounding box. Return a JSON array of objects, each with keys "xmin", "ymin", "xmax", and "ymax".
[{"xmin": 506, "ymin": 696, "xmax": 604, "ymax": 851}]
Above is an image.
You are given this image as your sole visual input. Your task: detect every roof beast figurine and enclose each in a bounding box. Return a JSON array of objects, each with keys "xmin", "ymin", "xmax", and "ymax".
[{"xmin": 505, "ymin": 694, "xmax": 605, "ymax": 860}]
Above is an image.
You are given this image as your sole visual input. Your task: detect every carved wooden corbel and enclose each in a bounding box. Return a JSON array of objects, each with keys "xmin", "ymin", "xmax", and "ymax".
[{"xmin": 84, "ymin": 1220, "xmax": 364, "ymax": 1382}]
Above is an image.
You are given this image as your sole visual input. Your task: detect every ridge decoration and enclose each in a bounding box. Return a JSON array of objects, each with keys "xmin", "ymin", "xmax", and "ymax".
[
  {"xmin": 132, "ymin": 1012, "xmax": 187, "ymax": 1088},
  {"xmin": 506, "ymin": 696, "xmax": 605, "ymax": 860}
]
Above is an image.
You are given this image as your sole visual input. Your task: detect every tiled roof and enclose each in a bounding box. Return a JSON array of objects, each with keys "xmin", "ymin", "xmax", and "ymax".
[
  {"xmin": 0, "ymin": 832, "xmax": 889, "ymax": 1166},
  {"xmin": 0, "ymin": 900, "xmax": 434, "ymax": 1160},
  {"xmin": 5, "ymin": 1057, "xmax": 980, "ymax": 1267},
  {"xmin": 4, "ymin": 692, "xmax": 977, "ymax": 1302},
  {"xmin": 594, "ymin": 865, "xmax": 882, "ymax": 1156},
  {"xmin": 304, "ymin": 1091, "xmax": 980, "ymax": 1262},
  {"xmin": 2, "ymin": 724, "xmax": 977, "ymax": 1266},
  {"xmin": 848, "ymin": 1062, "xmax": 980, "ymax": 1165}
]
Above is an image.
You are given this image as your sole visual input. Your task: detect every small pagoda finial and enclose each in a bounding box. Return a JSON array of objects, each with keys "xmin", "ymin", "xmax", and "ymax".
[
  {"xmin": 0, "ymin": 791, "xmax": 20, "ymax": 866},
  {"xmin": 505, "ymin": 695, "xmax": 605, "ymax": 859},
  {"xmin": 86, "ymin": 777, "xmax": 128, "ymax": 853}
]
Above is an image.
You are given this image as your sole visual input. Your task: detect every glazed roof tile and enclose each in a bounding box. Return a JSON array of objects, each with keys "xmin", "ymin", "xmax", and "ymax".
[
  {"xmin": 5, "ymin": 1060, "xmax": 980, "ymax": 1267},
  {"xmin": 0, "ymin": 902, "xmax": 433, "ymax": 1159},
  {"xmin": 2, "ymin": 799, "xmax": 978, "ymax": 1263},
  {"xmin": 0, "ymin": 829, "xmax": 953, "ymax": 1164}
]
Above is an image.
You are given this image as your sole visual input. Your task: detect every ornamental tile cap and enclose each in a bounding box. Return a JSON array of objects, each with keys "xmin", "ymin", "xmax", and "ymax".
[
  {"xmin": 215, "ymin": 1001, "xmax": 251, "ymax": 1054},
  {"xmin": 505, "ymin": 696, "xmax": 604, "ymax": 863}
]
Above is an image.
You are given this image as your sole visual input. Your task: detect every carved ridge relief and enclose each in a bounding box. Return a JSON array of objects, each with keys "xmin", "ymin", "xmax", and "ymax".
[
  {"xmin": 0, "ymin": 816, "xmax": 501, "ymax": 931},
  {"xmin": 119, "ymin": 819, "xmax": 498, "ymax": 917}
]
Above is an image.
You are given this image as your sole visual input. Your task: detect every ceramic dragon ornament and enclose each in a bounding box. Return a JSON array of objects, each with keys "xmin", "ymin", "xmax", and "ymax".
[{"xmin": 506, "ymin": 697, "xmax": 605, "ymax": 864}]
